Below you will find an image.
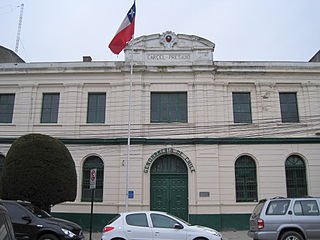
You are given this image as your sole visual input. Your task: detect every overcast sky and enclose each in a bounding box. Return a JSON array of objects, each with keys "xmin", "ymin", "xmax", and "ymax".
[{"xmin": 1, "ymin": 0, "xmax": 319, "ymax": 63}]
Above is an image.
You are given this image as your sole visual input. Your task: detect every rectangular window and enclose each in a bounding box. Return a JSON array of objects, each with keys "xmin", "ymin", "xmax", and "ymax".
[
  {"xmin": 0, "ymin": 94, "xmax": 15, "ymax": 123},
  {"xmin": 151, "ymin": 92, "xmax": 187, "ymax": 123},
  {"xmin": 41, "ymin": 93, "xmax": 60, "ymax": 123},
  {"xmin": 126, "ymin": 213, "xmax": 149, "ymax": 227},
  {"xmin": 294, "ymin": 200, "xmax": 320, "ymax": 216},
  {"xmin": 280, "ymin": 92, "xmax": 299, "ymax": 123},
  {"xmin": 232, "ymin": 92, "xmax": 252, "ymax": 123},
  {"xmin": 266, "ymin": 200, "xmax": 291, "ymax": 215},
  {"xmin": 87, "ymin": 93, "xmax": 106, "ymax": 123}
]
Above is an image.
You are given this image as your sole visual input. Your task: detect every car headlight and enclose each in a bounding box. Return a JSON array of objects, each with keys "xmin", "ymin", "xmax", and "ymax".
[
  {"xmin": 61, "ymin": 228, "xmax": 77, "ymax": 238},
  {"xmin": 205, "ymin": 229, "xmax": 221, "ymax": 237}
]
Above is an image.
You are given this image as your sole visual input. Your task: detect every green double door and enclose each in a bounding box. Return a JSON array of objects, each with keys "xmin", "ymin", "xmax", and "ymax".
[{"xmin": 150, "ymin": 155, "xmax": 188, "ymax": 221}]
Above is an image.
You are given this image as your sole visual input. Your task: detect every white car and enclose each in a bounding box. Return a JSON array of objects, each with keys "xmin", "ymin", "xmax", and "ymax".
[{"xmin": 101, "ymin": 211, "xmax": 222, "ymax": 240}]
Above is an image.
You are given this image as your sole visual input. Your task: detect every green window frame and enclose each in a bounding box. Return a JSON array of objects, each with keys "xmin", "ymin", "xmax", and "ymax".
[
  {"xmin": 81, "ymin": 156, "xmax": 104, "ymax": 202},
  {"xmin": 87, "ymin": 93, "xmax": 106, "ymax": 123},
  {"xmin": 41, "ymin": 93, "xmax": 60, "ymax": 123},
  {"xmin": 279, "ymin": 92, "xmax": 299, "ymax": 123},
  {"xmin": 232, "ymin": 92, "xmax": 252, "ymax": 124},
  {"xmin": 0, "ymin": 94, "xmax": 15, "ymax": 123},
  {"xmin": 151, "ymin": 155, "xmax": 188, "ymax": 174},
  {"xmin": 151, "ymin": 92, "xmax": 187, "ymax": 123},
  {"xmin": 285, "ymin": 155, "xmax": 307, "ymax": 198},
  {"xmin": 235, "ymin": 155, "xmax": 258, "ymax": 202}
]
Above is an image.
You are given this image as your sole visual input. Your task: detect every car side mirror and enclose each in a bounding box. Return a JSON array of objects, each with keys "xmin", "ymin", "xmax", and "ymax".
[
  {"xmin": 288, "ymin": 210, "xmax": 292, "ymax": 215},
  {"xmin": 22, "ymin": 215, "xmax": 32, "ymax": 223},
  {"xmin": 174, "ymin": 223, "xmax": 183, "ymax": 229}
]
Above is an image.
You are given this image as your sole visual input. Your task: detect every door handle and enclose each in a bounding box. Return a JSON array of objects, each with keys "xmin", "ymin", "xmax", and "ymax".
[{"xmin": 127, "ymin": 230, "xmax": 132, "ymax": 233}]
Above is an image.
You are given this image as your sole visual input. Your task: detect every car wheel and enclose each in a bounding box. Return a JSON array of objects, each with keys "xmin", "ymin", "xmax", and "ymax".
[
  {"xmin": 38, "ymin": 234, "xmax": 59, "ymax": 240},
  {"xmin": 280, "ymin": 231, "xmax": 304, "ymax": 240}
]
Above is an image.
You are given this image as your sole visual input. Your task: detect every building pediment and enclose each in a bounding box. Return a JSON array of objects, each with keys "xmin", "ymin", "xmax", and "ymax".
[{"xmin": 125, "ymin": 31, "xmax": 215, "ymax": 66}]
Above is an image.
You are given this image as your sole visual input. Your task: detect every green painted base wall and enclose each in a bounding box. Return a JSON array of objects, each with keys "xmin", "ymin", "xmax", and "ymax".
[
  {"xmin": 51, "ymin": 212, "xmax": 250, "ymax": 232},
  {"xmin": 51, "ymin": 212, "xmax": 118, "ymax": 232},
  {"xmin": 189, "ymin": 213, "xmax": 250, "ymax": 231}
]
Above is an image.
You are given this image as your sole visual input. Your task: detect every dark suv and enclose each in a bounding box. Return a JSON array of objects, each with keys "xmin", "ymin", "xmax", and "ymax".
[
  {"xmin": 0, "ymin": 200, "xmax": 84, "ymax": 240},
  {"xmin": 248, "ymin": 197, "xmax": 320, "ymax": 240},
  {"xmin": 0, "ymin": 204, "xmax": 16, "ymax": 240}
]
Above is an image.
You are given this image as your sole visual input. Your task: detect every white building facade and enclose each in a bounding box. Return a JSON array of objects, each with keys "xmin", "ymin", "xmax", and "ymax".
[{"xmin": 0, "ymin": 32, "xmax": 320, "ymax": 230}]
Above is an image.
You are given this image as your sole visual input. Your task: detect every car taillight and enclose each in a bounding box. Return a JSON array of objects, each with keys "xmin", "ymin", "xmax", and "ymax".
[
  {"xmin": 257, "ymin": 218, "xmax": 264, "ymax": 229},
  {"xmin": 103, "ymin": 227, "xmax": 114, "ymax": 232}
]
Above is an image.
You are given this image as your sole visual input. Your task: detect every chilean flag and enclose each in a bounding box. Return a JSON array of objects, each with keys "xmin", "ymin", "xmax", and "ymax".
[{"xmin": 109, "ymin": 2, "xmax": 136, "ymax": 54}]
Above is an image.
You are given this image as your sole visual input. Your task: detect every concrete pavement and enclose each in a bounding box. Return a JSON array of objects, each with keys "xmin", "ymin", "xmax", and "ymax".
[
  {"xmin": 84, "ymin": 230, "xmax": 251, "ymax": 240},
  {"xmin": 221, "ymin": 231, "xmax": 251, "ymax": 240}
]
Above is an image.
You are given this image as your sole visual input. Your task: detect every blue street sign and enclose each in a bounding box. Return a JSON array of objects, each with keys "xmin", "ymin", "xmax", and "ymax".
[{"xmin": 128, "ymin": 191, "xmax": 134, "ymax": 199}]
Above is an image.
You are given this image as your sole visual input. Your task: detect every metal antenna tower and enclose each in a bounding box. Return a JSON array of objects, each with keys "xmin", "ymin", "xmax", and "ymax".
[{"xmin": 15, "ymin": 3, "xmax": 24, "ymax": 53}]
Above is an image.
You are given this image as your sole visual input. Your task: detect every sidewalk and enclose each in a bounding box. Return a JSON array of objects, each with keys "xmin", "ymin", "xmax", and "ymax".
[
  {"xmin": 84, "ymin": 230, "xmax": 251, "ymax": 240},
  {"xmin": 221, "ymin": 231, "xmax": 251, "ymax": 240}
]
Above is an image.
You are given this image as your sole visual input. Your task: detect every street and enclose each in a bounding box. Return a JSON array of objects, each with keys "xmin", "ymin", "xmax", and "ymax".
[{"xmin": 84, "ymin": 230, "xmax": 251, "ymax": 240}]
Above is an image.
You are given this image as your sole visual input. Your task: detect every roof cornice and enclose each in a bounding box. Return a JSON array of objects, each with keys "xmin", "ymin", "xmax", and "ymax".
[{"xmin": 0, "ymin": 61, "xmax": 319, "ymax": 75}]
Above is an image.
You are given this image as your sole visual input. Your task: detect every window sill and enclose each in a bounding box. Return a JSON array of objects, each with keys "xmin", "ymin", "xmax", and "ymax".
[
  {"xmin": 33, "ymin": 124, "xmax": 63, "ymax": 127},
  {"xmin": 236, "ymin": 200, "xmax": 258, "ymax": 203},
  {"xmin": 150, "ymin": 122, "xmax": 189, "ymax": 124},
  {"xmin": 0, "ymin": 123, "xmax": 16, "ymax": 126},
  {"xmin": 80, "ymin": 124, "xmax": 109, "ymax": 127},
  {"xmin": 54, "ymin": 201, "xmax": 106, "ymax": 206},
  {"xmin": 277, "ymin": 122, "xmax": 306, "ymax": 126},
  {"xmin": 232, "ymin": 123, "xmax": 255, "ymax": 126}
]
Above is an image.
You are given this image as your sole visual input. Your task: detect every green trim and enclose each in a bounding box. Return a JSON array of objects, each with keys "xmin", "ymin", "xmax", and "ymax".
[
  {"xmin": 1, "ymin": 137, "xmax": 320, "ymax": 145},
  {"xmin": 51, "ymin": 212, "xmax": 118, "ymax": 232},
  {"xmin": 189, "ymin": 213, "xmax": 250, "ymax": 230},
  {"xmin": 51, "ymin": 212, "xmax": 250, "ymax": 231}
]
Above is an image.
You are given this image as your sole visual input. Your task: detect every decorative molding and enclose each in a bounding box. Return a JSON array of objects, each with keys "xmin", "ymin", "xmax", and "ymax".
[
  {"xmin": 1, "ymin": 137, "xmax": 320, "ymax": 145},
  {"xmin": 144, "ymin": 148, "xmax": 195, "ymax": 173},
  {"xmin": 160, "ymin": 31, "xmax": 178, "ymax": 48}
]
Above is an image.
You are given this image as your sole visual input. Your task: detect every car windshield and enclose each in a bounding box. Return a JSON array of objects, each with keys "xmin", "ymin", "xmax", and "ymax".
[{"xmin": 19, "ymin": 203, "xmax": 51, "ymax": 218}]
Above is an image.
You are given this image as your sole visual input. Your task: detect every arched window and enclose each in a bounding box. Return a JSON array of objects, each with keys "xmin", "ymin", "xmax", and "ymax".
[
  {"xmin": 235, "ymin": 155, "xmax": 257, "ymax": 202},
  {"xmin": 0, "ymin": 154, "xmax": 5, "ymax": 178},
  {"xmin": 285, "ymin": 155, "xmax": 307, "ymax": 197},
  {"xmin": 81, "ymin": 156, "xmax": 104, "ymax": 202}
]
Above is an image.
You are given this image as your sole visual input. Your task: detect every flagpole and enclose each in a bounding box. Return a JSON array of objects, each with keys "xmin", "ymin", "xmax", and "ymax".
[
  {"xmin": 108, "ymin": 0, "xmax": 136, "ymax": 212},
  {"xmin": 125, "ymin": 38, "xmax": 134, "ymax": 212}
]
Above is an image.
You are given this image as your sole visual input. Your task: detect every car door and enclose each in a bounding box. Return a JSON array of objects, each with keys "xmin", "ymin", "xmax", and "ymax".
[
  {"xmin": 150, "ymin": 213, "xmax": 187, "ymax": 240},
  {"xmin": 292, "ymin": 199, "xmax": 320, "ymax": 240},
  {"xmin": 123, "ymin": 213, "xmax": 153, "ymax": 240},
  {"xmin": 2, "ymin": 202, "xmax": 38, "ymax": 240}
]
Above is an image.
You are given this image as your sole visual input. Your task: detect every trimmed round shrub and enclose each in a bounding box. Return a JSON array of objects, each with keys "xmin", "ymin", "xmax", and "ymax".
[{"xmin": 1, "ymin": 133, "xmax": 77, "ymax": 211}]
